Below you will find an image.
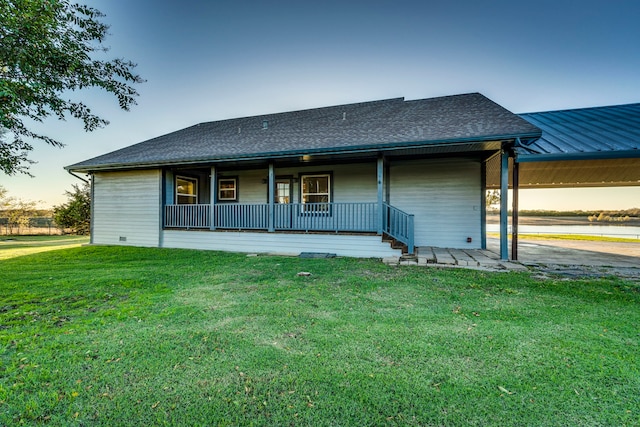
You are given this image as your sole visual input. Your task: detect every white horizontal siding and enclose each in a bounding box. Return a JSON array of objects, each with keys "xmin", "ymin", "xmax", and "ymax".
[
  {"xmin": 220, "ymin": 163, "xmax": 378, "ymax": 204},
  {"xmin": 93, "ymin": 170, "xmax": 161, "ymax": 247},
  {"xmin": 225, "ymin": 169, "xmax": 266, "ymax": 204},
  {"xmin": 162, "ymin": 230, "xmax": 400, "ymax": 258},
  {"xmin": 390, "ymin": 158, "xmax": 482, "ymax": 249}
]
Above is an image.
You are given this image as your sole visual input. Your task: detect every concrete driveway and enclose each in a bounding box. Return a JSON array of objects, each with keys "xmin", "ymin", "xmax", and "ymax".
[
  {"xmin": 486, "ymin": 237, "xmax": 640, "ymax": 280},
  {"xmin": 487, "ymin": 237, "xmax": 640, "ymax": 268}
]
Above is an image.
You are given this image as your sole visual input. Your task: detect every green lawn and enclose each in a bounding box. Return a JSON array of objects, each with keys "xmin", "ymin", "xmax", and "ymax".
[
  {"xmin": 1, "ymin": 245, "xmax": 638, "ymax": 426},
  {"xmin": 0, "ymin": 235, "xmax": 90, "ymax": 260}
]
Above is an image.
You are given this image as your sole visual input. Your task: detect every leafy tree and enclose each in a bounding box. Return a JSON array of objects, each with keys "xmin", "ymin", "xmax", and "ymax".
[
  {"xmin": 0, "ymin": 184, "xmax": 37, "ymax": 234},
  {"xmin": 486, "ymin": 190, "xmax": 500, "ymax": 210},
  {"xmin": 0, "ymin": 0, "xmax": 144, "ymax": 175},
  {"xmin": 53, "ymin": 182, "xmax": 90, "ymax": 234}
]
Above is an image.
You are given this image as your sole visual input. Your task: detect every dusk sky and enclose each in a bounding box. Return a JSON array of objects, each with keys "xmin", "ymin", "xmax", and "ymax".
[{"xmin": 3, "ymin": 0, "xmax": 640, "ymax": 209}]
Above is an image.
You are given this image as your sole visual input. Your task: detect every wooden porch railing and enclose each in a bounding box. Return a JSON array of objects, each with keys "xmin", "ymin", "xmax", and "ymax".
[
  {"xmin": 165, "ymin": 204, "xmax": 210, "ymax": 228},
  {"xmin": 164, "ymin": 203, "xmax": 379, "ymax": 232},
  {"xmin": 164, "ymin": 202, "xmax": 414, "ymax": 253},
  {"xmin": 273, "ymin": 203, "xmax": 377, "ymax": 232},
  {"xmin": 213, "ymin": 204, "xmax": 269, "ymax": 229},
  {"xmin": 382, "ymin": 203, "xmax": 415, "ymax": 254}
]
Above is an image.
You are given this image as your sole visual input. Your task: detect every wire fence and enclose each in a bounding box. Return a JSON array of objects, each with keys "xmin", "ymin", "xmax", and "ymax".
[{"xmin": 0, "ymin": 217, "xmax": 63, "ymax": 236}]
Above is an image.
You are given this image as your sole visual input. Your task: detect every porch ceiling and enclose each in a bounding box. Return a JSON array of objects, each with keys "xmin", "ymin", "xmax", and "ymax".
[{"xmin": 485, "ymin": 156, "xmax": 640, "ymax": 189}]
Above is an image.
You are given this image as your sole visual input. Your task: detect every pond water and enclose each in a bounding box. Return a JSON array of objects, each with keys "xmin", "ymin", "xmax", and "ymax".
[{"xmin": 486, "ymin": 223, "xmax": 640, "ymax": 239}]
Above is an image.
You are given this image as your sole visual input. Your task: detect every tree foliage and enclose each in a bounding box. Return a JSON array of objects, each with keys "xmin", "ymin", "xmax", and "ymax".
[
  {"xmin": 486, "ymin": 190, "xmax": 500, "ymax": 209},
  {"xmin": 53, "ymin": 182, "xmax": 90, "ymax": 234},
  {"xmin": 0, "ymin": 0, "xmax": 144, "ymax": 174},
  {"xmin": 0, "ymin": 184, "xmax": 38, "ymax": 233}
]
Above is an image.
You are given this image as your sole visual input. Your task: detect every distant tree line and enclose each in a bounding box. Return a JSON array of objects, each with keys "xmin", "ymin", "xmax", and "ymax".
[
  {"xmin": 518, "ymin": 209, "xmax": 640, "ymax": 218},
  {"xmin": 0, "ymin": 183, "xmax": 90, "ymax": 235}
]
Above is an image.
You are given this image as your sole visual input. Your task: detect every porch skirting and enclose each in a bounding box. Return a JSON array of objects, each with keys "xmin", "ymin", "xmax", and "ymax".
[{"xmin": 162, "ymin": 230, "xmax": 401, "ymax": 258}]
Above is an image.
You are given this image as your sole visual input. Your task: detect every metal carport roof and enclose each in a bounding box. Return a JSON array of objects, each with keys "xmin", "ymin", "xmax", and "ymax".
[{"xmin": 486, "ymin": 102, "xmax": 640, "ymax": 189}]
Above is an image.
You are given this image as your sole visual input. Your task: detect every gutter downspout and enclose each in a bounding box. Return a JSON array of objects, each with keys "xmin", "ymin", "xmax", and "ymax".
[
  {"xmin": 66, "ymin": 169, "xmax": 92, "ymax": 243},
  {"xmin": 67, "ymin": 169, "xmax": 89, "ymax": 184}
]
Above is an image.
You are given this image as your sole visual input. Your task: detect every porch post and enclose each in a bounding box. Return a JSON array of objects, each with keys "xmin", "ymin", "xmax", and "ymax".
[
  {"xmin": 268, "ymin": 162, "xmax": 275, "ymax": 232},
  {"xmin": 377, "ymin": 155, "xmax": 384, "ymax": 235},
  {"xmin": 90, "ymin": 174, "xmax": 95, "ymax": 244},
  {"xmin": 480, "ymin": 159, "xmax": 487, "ymax": 250},
  {"xmin": 159, "ymin": 170, "xmax": 165, "ymax": 248},
  {"xmin": 512, "ymin": 156, "xmax": 520, "ymax": 261},
  {"xmin": 500, "ymin": 145, "xmax": 509, "ymax": 260},
  {"xmin": 210, "ymin": 165, "xmax": 216, "ymax": 230}
]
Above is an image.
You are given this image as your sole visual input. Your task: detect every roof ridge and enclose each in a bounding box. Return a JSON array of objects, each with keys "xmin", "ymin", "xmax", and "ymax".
[
  {"xmin": 197, "ymin": 97, "xmax": 406, "ymax": 127},
  {"xmin": 403, "ymin": 92, "xmax": 482, "ymax": 103}
]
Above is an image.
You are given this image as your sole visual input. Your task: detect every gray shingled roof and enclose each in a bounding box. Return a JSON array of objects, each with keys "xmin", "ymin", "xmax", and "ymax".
[
  {"xmin": 518, "ymin": 102, "xmax": 640, "ymax": 161},
  {"xmin": 66, "ymin": 93, "xmax": 541, "ymax": 172}
]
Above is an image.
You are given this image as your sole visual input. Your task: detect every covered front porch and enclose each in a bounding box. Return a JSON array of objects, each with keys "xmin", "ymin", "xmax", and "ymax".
[
  {"xmin": 162, "ymin": 158, "xmax": 415, "ymax": 254},
  {"xmin": 158, "ymin": 141, "xmax": 518, "ymax": 258}
]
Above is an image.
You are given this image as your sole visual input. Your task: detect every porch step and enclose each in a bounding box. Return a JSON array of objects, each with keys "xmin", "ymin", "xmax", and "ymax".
[{"xmin": 382, "ymin": 234, "xmax": 409, "ymax": 254}]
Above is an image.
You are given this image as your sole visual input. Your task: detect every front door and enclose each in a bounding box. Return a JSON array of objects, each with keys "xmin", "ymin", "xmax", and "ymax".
[{"xmin": 274, "ymin": 178, "xmax": 292, "ymax": 229}]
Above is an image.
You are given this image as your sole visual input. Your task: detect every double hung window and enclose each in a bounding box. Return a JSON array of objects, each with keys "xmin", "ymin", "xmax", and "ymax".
[
  {"xmin": 301, "ymin": 174, "xmax": 330, "ymax": 213},
  {"xmin": 218, "ymin": 178, "xmax": 238, "ymax": 202},
  {"xmin": 176, "ymin": 176, "xmax": 198, "ymax": 204}
]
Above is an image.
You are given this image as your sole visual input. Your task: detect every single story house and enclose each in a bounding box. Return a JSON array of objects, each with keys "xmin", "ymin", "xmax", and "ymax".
[{"xmin": 66, "ymin": 93, "xmax": 542, "ymax": 258}]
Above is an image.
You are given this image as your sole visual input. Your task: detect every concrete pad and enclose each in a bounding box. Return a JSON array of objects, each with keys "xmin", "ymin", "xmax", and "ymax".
[
  {"xmin": 432, "ymin": 248, "xmax": 456, "ymax": 265},
  {"xmin": 487, "ymin": 237, "xmax": 640, "ymax": 268},
  {"xmin": 383, "ymin": 256, "xmax": 399, "ymax": 266},
  {"xmin": 416, "ymin": 247, "xmax": 436, "ymax": 263},
  {"xmin": 417, "ymin": 256, "xmax": 430, "ymax": 266},
  {"xmin": 466, "ymin": 249, "xmax": 501, "ymax": 265},
  {"xmin": 448, "ymin": 249, "xmax": 479, "ymax": 266},
  {"xmin": 500, "ymin": 262, "xmax": 529, "ymax": 272}
]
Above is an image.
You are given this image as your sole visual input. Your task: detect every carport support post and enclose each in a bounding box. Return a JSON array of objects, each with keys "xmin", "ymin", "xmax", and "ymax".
[
  {"xmin": 268, "ymin": 162, "xmax": 275, "ymax": 232},
  {"xmin": 500, "ymin": 147, "xmax": 509, "ymax": 260},
  {"xmin": 512, "ymin": 159, "xmax": 520, "ymax": 261},
  {"xmin": 480, "ymin": 160, "xmax": 487, "ymax": 250}
]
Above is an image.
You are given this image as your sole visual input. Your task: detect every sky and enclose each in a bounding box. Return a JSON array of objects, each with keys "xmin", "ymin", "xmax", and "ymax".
[{"xmin": 2, "ymin": 0, "xmax": 640, "ymax": 210}]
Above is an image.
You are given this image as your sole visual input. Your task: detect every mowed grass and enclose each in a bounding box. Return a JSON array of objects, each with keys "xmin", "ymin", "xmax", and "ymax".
[
  {"xmin": 1, "ymin": 245, "xmax": 639, "ymax": 426},
  {"xmin": 0, "ymin": 235, "xmax": 90, "ymax": 260}
]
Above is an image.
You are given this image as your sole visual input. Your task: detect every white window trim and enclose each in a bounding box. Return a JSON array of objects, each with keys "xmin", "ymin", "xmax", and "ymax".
[
  {"xmin": 218, "ymin": 177, "xmax": 238, "ymax": 202},
  {"xmin": 301, "ymin": 173, "xmax": 331, "ymax": 213},
  {"xmin": 176, "ymin": 175, "xmax": 198, "ymax": 204}
]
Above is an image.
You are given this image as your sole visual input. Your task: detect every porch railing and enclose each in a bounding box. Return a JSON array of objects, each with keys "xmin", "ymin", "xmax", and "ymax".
[
  {"xmin": 165, "ymin": 204, "xmax": 210, "ymax": 228},
  {"xmin": 382, "ymin": 203, "xmax": 415, "ymax": 254},
  {"xmin": 164, "ymin": 202, "xmax": 414, "ymax": 253},
  {"xmin": 214, "ymin": 204, "xmax": 269, "ymax": 229},
  {"xmin": 274, "ymin": 202, "xmax": 377, "ymax": 232},
  {"xmin": 164, "ymin": 202, "xmax": 378, "ymax": 232}
]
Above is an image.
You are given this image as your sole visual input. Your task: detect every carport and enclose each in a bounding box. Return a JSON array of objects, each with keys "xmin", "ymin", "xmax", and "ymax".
[{"xmin": 485, "ymin": 102, "xmax": 640, "ymax": 260}]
